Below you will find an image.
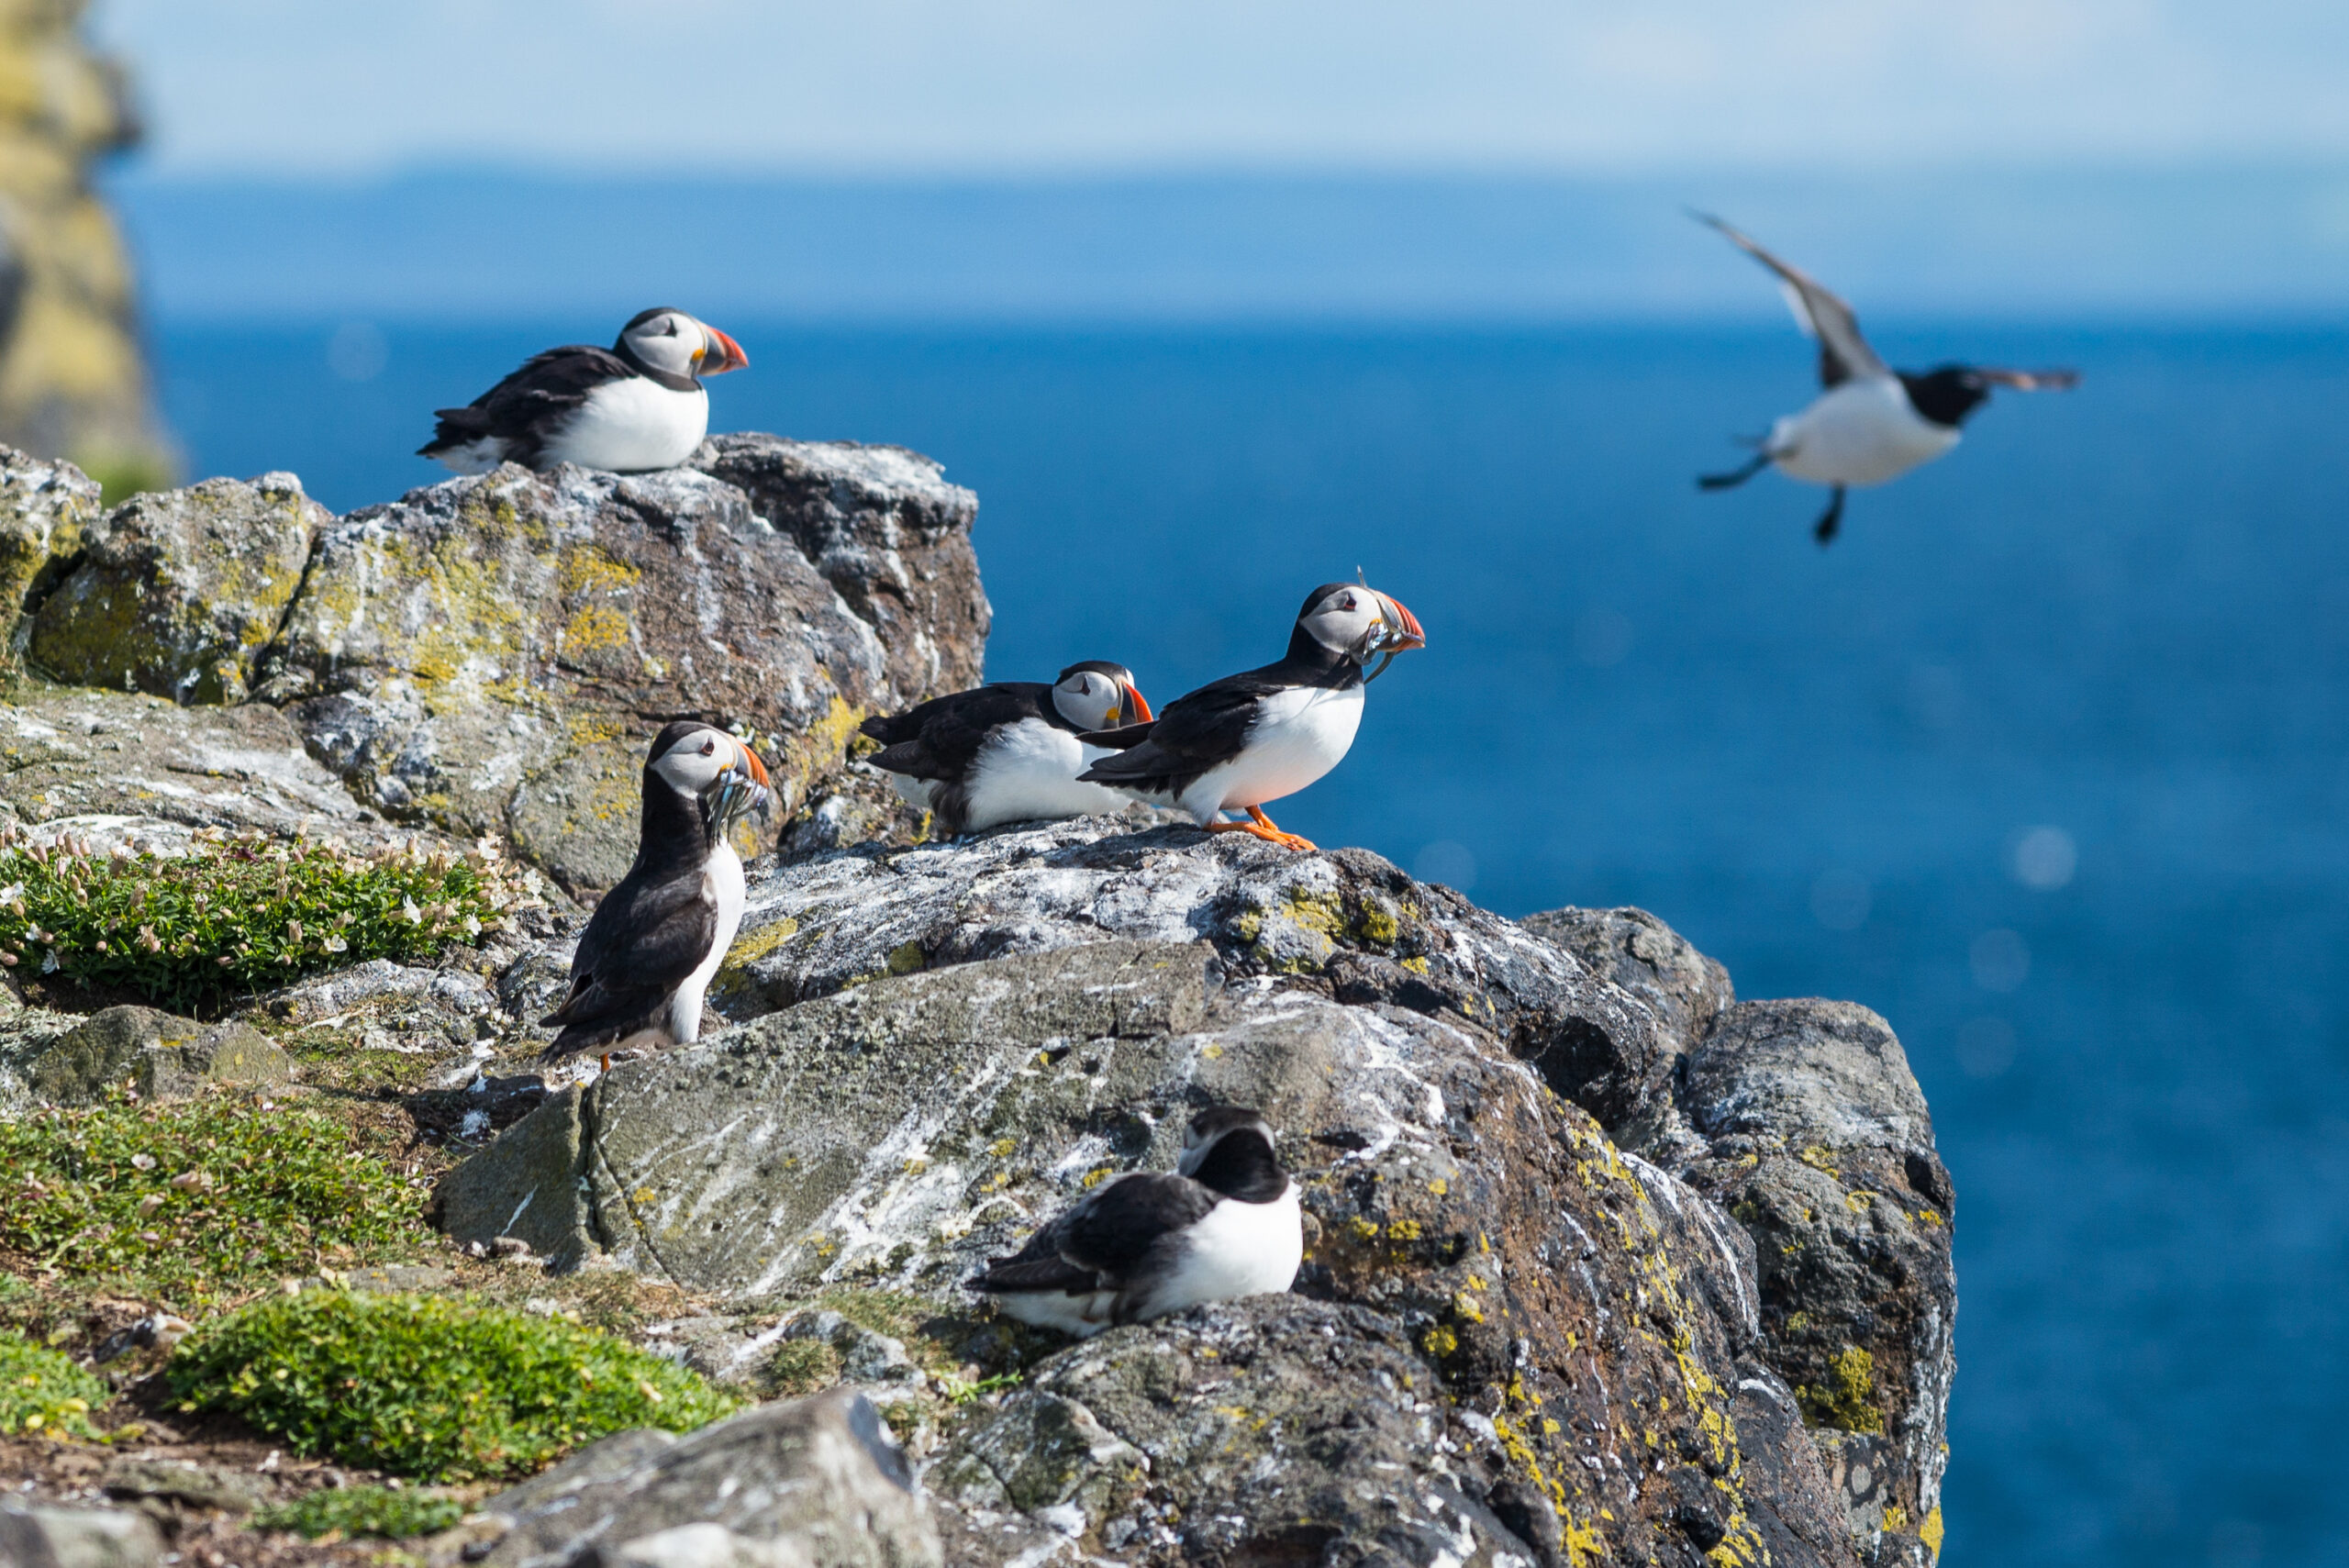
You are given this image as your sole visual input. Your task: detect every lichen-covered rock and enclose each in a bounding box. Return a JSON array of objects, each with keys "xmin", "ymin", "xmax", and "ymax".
[
  {"xmin": 21, "ymin": 1004, "xmax": 289, "ymax": 1105},
  {"xmin": 466, "ymin": 1390, "xmax": 940, "ymax": 1568},
  {"xmin": 460, "ymin": 925, "xmax": 1860, "ymax": 1566},
  {"xmin": 707, "ymin": 818, "xmax": 1673, "ymax": 1142},
  {"xmin": 694, "ymin": 435, "xmax": 987, "ymax": 706},
  {"xmin": 0, "ymin": 683, "xmax": 455, "ymax": 853},
  {"xmin": 0, "ymin": 448, "xmax": 102, "ymax": 662},
  {"xmin": 1674, "ymin": 1000, "xmax": 1956, "ymax": 1566},
  {"xmin": 0, "ymin": 1496, "xmax": 164, "ymax": 1568},
  {"xmin": 252, "ymin": 444, "xmax": 976, "ymax": 896},
  {"xmin": 28, "ymin": 474, "xmax": 325, "ymax": 704},
  {"xmin": 0, "ymin": 1, "xmax": 168, "ymax": 474}
]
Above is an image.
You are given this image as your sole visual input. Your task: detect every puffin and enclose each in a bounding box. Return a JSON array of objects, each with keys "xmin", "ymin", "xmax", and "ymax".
[
  {"xmin": 854, "ymin": 662, "xmax": 1152, "ymax": 835},
  {"xmin": 540, "ymin": 721, "xmax": 771, "ymax": 1069},
  {"xmin": 1076, "ymin": 581, "xmax": 1425, "ymax": 852},
  {"xmin": 419, "ymin": 307, "xmax": 749, "ymax": 475},
  {"xmin": 1691, "ymin": 214, "xmax": 2078, "ymax": 545},
  {"xmin": 970, "ymin": 1106, "xmax": 1302, "ymax": 1337}
]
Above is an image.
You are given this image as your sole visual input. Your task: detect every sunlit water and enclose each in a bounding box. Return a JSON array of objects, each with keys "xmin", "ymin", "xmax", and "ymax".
[{"xmin": 155, "ymin": 320, "xmax": 2349, "ymax": 1567}]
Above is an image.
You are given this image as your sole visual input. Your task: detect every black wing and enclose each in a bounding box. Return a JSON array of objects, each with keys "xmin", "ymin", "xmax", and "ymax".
[
  {"xmin": 1077, "ymin": 668, "xmax": 1295, "ymax": 795},
  {"xmin": 418, "ymin": 344, "xmax": 636, "ymax": 465},
  {"xmin": 971, "ymin": 1173, "xmax": 1217, "ymax": 1295},
  {"xmin": 855, "ymin": 684, "xmax": 1052, "ymax": 783},
  {"xmin": 1693, "ymin": 213, "xmax": 1887, "ymax": 389},
  {"xmin": 539, "ymin": 868, "xmax": 717, "ymax": 1061}
]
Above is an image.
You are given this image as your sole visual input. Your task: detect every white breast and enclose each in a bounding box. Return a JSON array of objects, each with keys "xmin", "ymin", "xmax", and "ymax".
[
  {"xmin": 663, "ymin": 843, "xmax": 745, "ymax": 1044},
  {"xmin": 1177, "ymin": 683, "xmax": 1364, "ymax": 823},
  {"xmin": 962, "ymin": 718, "xmax": 1134, "ymax": 830},
  {"xmin": 1130, "ymin": 1184, "xmax": 1303, "ymax": 1323},
  {"xmin": 991, "ymin": 1285, "xmax": 1119, "ymax": 1338},
  {"xmin": 542, "ymin": 376, "xmax": 710, "ymax": 473},
  {"xmin": 1771, "ymin": 377, "xmax": 1961, "ymax": 488}
]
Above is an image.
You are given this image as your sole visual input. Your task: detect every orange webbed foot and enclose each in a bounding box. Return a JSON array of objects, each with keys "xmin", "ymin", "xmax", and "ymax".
[{"xmin": 1204, "ymin": 806, "xmax": 1318, "ymax": 852}]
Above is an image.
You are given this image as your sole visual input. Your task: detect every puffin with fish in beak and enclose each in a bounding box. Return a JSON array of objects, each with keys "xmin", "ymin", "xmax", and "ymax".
[
  {"xmin": 854, "ymin": 661, "xmax": 1154, "ymax": 835},
  {"xmin": 540, "ymin": 721, "xmax": 771, "ymax": 1069},
  {"xmin": 420, "ymin": 306, "xmax": 750, "ymax": 475},
  {"xmin": 1076, "ymin": 579, "xmax": 1425, "ymax": 851}
]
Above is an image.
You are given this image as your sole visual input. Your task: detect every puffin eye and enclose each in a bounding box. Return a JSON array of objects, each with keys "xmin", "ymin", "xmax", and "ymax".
[
  {"xmin": 699, "ymin": 740, "xmax": 715, "ymax": 756},
  {"xmin": 1340, "ymin": 595, "xmax": 1356, "ymax": 610}
]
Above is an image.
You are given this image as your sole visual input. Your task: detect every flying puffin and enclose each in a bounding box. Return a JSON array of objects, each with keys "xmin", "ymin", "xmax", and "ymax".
[
  {"xmin": 1076, "ymin": 582, "xmax": 1425, "ymax": 852},
  {"xmin": 540, "ymin": 721, "xmax": 771, "ymax": 1069},
  {"xmin": 419, "ymin": 307, "xmax": 750, "ymax": 475},
  {"xmin": 970, "ymin": 1106, "xmax": 1302, "ymax": 1337},
  {"xmin": 1691, "ymin": 214, "xmax": 2079, "ymax": 545},
  {"xmin": 854, "ymin": 662, "xmax": 1152, "ymax": 835}
]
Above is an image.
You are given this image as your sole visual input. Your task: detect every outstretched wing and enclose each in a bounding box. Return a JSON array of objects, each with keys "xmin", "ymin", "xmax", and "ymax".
[
  {"xmin": 971, "ymin": 1173, "xmax": 1217, "ymax": 1296},
  {"xmin": 1693, "ymin": 212, "xmax": 1886, "ymax": 389},
  {"xmin": 539, "ymin": 871, "xmax": 717, "ymax": 1060},
  {"xmin": 1970, "ymin": 367, "xmax": 2081, "ymax": 392}
]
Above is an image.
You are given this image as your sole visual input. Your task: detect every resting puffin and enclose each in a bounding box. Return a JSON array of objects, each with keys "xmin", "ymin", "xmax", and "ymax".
[
  {"xmin": 1077, "ymin": 582, "xmax": 1424, "ymax": 852},
  {"xmin": 1691, "ymin": 214, "xmax": 2078, "ymax": 545},
  {"xmin": 855, "ymin": 662, "xmax": 1152, "ymax": 835},
  {"xmin": 970, "ymin": 1106, "xmax": 1301, "ymax": 1337},
  {"xmin": 420, "ymin": 307, "xmax": 750, "ymax": 475},
  {"xmin": 540, "ymin": 721, "xmax": 771, "ymax": 1068}
]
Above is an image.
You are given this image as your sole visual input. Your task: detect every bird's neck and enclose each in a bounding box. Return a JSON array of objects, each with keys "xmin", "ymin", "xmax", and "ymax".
[
  {"xmin": 1280, "ymin": 627, "xmax": 1362, "ymax": 685},
  {"xmin": 636, "ymin": 774, "xmax": 712, "ymax": 870},
  {"xmin": 1190, "ymin": 1132, "xmax": 1288, "ymax": 1204},
  {"xmin": 611, "ymin": 339, "xmax": 702, "ymax": 394}
]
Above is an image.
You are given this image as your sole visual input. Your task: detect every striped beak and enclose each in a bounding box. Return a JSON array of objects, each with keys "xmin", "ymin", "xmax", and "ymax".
[
  {"xmin": 733, "ymin": 739, "xmax": 771, "ymax": 790},
  {"xmin": 1375, "ymin": 593, "xmax": 1426, "ymax": 652},
  {"xmin": 698, "ymin": 325, "xmax": 750, "ymax": 375},
  {"xmin": 1118, "ymin": 681, "xmax": 1154, "ymax": 725}
]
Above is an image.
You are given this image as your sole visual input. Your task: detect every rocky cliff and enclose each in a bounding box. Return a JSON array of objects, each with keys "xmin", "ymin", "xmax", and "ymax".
[
  {"xmin": 0, "ymin": 2, "xmax": 166, "ymax": 484},
  {"xmin": 0, "ymin": 442, "xmax": 1950, "ymax": 1568}
]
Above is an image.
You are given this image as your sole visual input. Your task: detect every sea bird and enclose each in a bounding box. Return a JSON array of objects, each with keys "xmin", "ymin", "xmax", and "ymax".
[
  {"xmin": 420, "ymin": 307, "xmax": 748, "ymax": 474},
  {"xmin": 1076, "ymin": 581, "xmax": 1425, "ymax": 852},
  {"xmin": 970, "ymin": 1106, "xmax": 1302, "ymax": 1336},
  {"xmin": 540, "ymin": 721, "xmax": 770, "ymax": 1069},
  {"xmin": 855, "ymin": 662, "xmax": 1152, "ymax": 836},
  {"xmin": 1692, "ymin": 213, "xmax": 2078, "ymax": 545}
]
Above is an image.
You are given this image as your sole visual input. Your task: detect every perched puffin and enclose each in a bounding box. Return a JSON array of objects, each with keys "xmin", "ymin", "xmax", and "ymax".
[
  {"xmin": 854, "ymin": 662, "xmax": 1152, "ymax": 835},
  {"xmin": 420, "ymin": 307, "xmax": 749, "ymax": 475},
  {"xmin": 1691, "ymin": 214, "xmax": 2078, "ymax": 545},
  {"xmin": 1077, "ymin": 582, "xmax": 1425, "ymax": 852},
  {"xmin": 970, "ymin": 1106, "xmax": 1302, "ymax": 1337},
  {"xmin": 540, "ymin": 721, "xmax": 771, "ymax": 1068}
]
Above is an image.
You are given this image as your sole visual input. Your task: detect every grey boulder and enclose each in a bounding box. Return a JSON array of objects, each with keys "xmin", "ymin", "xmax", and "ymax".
[
  {"xmin": 22, "ymin": 1004, "xmax": 289, "ymax": 1105},
  {"xmin": 0, "ymin": 1498, "xmax": 164, "ymax": 1568},
  {"xmin": 471, "ymin": 1390, "xmax": 938, "ymax": 1568}
]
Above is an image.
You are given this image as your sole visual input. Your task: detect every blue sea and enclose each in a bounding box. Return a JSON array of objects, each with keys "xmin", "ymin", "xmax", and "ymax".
[{"xmin": 153, "ymin": 318, "xmax": 2349, "ymax": 1566}]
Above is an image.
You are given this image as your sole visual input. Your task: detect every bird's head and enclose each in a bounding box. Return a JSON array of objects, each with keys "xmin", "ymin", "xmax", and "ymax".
[
  {"xmin": 1051, "ymin": 661, "xmax": 1152, "ymax": 730},
  {"xmin": 646, "ymin": 721, "xmax": 772, "ymax": 838},
  {"xmin": 617, "ymin": 307, "xmax": 749, "ymax": 382},
  {"xmin": 1898, "ymin": 365, "xmax": 1995, "ymax": 428},
  {"xmin": 1176, "ymin": 1104, "xmax": 1276, "ymax": 1174},
  {"xmin": 1295, "ymin": 580, "xmax": 1427, "ymax": 673}
]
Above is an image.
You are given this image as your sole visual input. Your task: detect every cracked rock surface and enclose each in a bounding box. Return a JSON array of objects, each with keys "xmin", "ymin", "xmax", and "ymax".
[{"xmin": 452, "ymin": 817, "xmax": 1956, "ymax": 1567}]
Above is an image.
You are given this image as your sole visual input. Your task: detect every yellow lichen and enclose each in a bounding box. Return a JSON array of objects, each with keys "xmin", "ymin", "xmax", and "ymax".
[
  {"xmin": 1796, "ymin": 1345, "xmax": 1886, "ymax": 1434},
  {"xmin": 1920, "ymin": 1506, "xmax": 1944, "ymax": 1560}
]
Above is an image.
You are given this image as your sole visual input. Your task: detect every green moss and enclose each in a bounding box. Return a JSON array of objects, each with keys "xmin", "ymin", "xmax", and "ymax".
[
  {"xmin": 0, "ymin": 827, "xmax": 533, "ymax": 1012},
  {"xmin": 0, "ymin": 1329, "xmax": 106, "ymax": 1439},
  {"xmin": 254, "ymin": 1485, "xmax": 465, "ymax": 1540},
  {"xmin": 0, "ymin": 1092, "xmax": 430, "ymax": 1309},
  {"xmin": 168, "ymin": 1290, "xmax": 736, "ymax": 1482},
  {"xmin": 768, "ymin": 1337, "xmax": 840, "ymax": 1396},
  {"xmin": 885, "ymin": 940, "xmax": 927, "ymax": 976},
  {"xmin": 1796, "ymin": 1345, "xmax": 1885, "ymax": 1434}
]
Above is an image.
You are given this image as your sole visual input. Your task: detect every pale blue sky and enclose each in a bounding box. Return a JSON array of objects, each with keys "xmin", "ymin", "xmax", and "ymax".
[{"xmin": 87, "ymin": 1, "xmax": 2349, "ymax": 176}]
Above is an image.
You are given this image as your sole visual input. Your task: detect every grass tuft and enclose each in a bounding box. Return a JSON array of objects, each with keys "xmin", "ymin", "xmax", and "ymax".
[
  {"xmin": 255, "ymin": 1485, "xmax": 466, "ymax": 1540},
  {"xmin": 0, "ymin": 826, "xmax": 536, "ymax": 1012},
  {"xmin": 167, "ymin": 1290, "xmax": 737, "ymax": 1481},
  {"xmin": 0, "ymin": 1091, "xmax": 429, "ymax": 1309},
  {"xmin": 0, "ymin": 1330, "xmax": 106, "ymax": 1439}
]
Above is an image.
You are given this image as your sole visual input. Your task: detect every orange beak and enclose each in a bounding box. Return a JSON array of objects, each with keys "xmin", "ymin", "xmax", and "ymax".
[
  {"xmin": 701, "ymin": 326, "xmax": 749, "ymax": 375},
  {"xmin": 1378, "ymin": 593, "xmax": 1427, "ymax": 651},
  {"xmin": 1122, "ymin": 682, "xmax": 1154, "ymax": 724},
  {"xmin": 735, "ymin": 740, "xmax": 771, "ymax": 788}
]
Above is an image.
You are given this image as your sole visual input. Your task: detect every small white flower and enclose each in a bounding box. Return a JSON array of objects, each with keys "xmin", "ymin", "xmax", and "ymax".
[
  {"xmin": 323, "ymin": 935, "xmax": 347, "ymax": 953},
  {"xmin": 400, "ymin": 895, "xmax": 422, "ymax": 925}
]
